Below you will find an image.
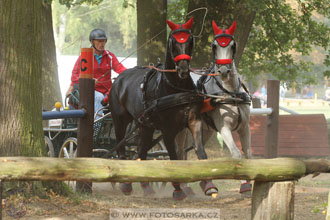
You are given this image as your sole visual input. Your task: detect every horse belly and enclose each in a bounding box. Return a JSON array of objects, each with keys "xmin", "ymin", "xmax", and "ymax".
[{"xmin": 110, "ymin": 69, "xmax": 145, "ymax": 119}]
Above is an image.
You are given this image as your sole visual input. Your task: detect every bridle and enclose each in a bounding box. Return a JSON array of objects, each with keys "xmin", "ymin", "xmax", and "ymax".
[
  {"xmin": 168, "ymin": 24, "xmax": 194, "ymax": 64},
  {"xmin": 212, "ymin": 28, "xmax": 236, "ymax": 68}
]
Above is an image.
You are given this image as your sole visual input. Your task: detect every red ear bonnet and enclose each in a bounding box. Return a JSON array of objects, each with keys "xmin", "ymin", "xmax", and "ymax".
[
  {"xmin": 212, "ymin": 20, "xmax": 236, "ymax": 47},
  {"xmin": 166, "ymin": 17, "xmax": 193, "ymax": 43}
]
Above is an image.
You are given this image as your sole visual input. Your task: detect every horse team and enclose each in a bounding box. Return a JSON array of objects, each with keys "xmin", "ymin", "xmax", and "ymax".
[{"xmin": 108, "ymin": 17, "xmax": 252, "ymax": 200}]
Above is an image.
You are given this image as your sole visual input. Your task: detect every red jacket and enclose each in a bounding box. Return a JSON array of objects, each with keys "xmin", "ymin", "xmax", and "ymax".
[{"xmin": 70, "ymin": 50, "xmax": 127, "ymax": 94}]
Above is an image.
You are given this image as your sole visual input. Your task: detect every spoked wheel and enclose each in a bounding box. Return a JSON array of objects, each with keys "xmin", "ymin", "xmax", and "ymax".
[
  {"xmin": 59, "ymin": 137, "xmax": 78, "ymax": 158},
  {"xmin": 59, "ymin": 137, "xmax": 78, "ymax": 190},
  {"xmin": 147, "ymin": 139, "xmax": 169, "ymax": 160},
  {"xmin": 148, "ymin": 139, "xmax": 168, "ymax": 191},
  {"xmin": 44, "ymin": 136, "xmax": 55, "ymax": 157}
]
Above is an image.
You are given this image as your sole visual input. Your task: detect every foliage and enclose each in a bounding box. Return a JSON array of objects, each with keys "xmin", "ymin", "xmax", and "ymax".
[
  {"xmin": 51, "ymin": 0, "xmax": 329, "ymax": 88},
  {"xmin": 239, "ymin": 0, "xmax": 329, "ymax": 88},
  {"xmin": 44, "ymin": 0, "xmax": 103, "ymax": 8},
  {"xmin": 52, "ymin": 0, "xmax": 137, "ymax": 56},
  {"xmin": 167, "ymin": 0, "xmax": 188, "ymax": 23}
]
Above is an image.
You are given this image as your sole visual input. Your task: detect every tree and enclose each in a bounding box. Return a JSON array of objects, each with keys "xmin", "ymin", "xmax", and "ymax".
[
  {"xmin": 0, "ymin": 0, "xmax": 44, "ymax": 156},
  {"xmin": 42, "ymin": 2, "xmax": 62, "ymax": 110},
  {"xmin": 136, "ymin": 0, "xmax": 167, "ymax": 66}
]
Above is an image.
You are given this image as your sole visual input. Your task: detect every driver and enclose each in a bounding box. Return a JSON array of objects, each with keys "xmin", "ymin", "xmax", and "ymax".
[{"xmin": 66, "ymin": 28, "xmax": 127, "ymax": 116}]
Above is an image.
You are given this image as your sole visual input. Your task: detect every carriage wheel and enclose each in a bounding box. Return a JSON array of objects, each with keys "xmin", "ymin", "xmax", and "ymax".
[
  {"xmin": 148, "ymin": 139, "xmax": 168, "ymax": 159},
  {"xmin": 148, "ymin": 139, "xmax": 168, "ymax": 191},
  {"xmin": 59, "ymin": 137, "xmax": 78, "ymax": 158},
  {"xmin": 44, "ymin": 136, "xmax": 55, "ymax": 157},
  {"xmin": 59, "ymin": 137, "xmax": 78, "ymax": 190}
]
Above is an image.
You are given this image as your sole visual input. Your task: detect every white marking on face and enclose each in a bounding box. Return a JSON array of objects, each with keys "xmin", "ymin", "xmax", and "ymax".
[{"xmin": 214, "ymin": 40, "xmax": 234, "ymax": 60}]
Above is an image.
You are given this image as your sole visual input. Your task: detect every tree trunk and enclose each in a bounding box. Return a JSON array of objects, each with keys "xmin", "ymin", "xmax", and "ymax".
[
  {"xmin": 187, "ymin": 0, "xmax": 255, "ymax": 68},
  {"xmin": 136, "ymin": 0, "xmax": 167, "ymax": 66},
  {"xmin": 41, "ymin": 2, "xmax": 62, "ymax": 110},
  {"xmin": 251, "ymin": 181, "xmax": 295, "ymax": 220},
  {"xmin": 0, "ymin": 0, "xmax": 44, "ymax": 156}
]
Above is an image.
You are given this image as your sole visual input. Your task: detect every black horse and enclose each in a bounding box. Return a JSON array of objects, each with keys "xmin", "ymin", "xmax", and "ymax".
[{"xmin": 109, "ymin": 17, "xmax": 210, "ymax": 200}]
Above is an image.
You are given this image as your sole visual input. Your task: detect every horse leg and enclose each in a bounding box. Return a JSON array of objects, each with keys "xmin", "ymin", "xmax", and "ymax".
[
  {"xmin": 202, "ymin": 124, "xmax": 216, "ymax": 146},
  {"xmin": 188, "ymin": 118, "xmax": 218, "ymax": 196},
  {"xmin": 137, "ymin": 126, "xmax": 156, "ymax": 197},
  {"xmin": 113, "ymin": 114, "xmax": 134, "ymax": 195},
  {"xmin": 163, "ymin": 133, "xmax": 187, "ymax": 200},
  {"xmin": 113, "ymin": 115, "xmax": 133, "ymax": 160},
  {"xmin": 238, "ymin": 123, "xmax": 253, "ymax": 195},
  {"xmin": 239, "ymin": 124, "xmax": 252, "ymax": 159},
  {"xmin": 174, "ymin": 129, "xmax": 195, "ymax": 196},
  {"xmin": 175, "ymin": 129, "xmax": 189, "ymax": 160},
  {"xmin": 219, "ymin": 126, "xmax": 242, "ymax": 159}
]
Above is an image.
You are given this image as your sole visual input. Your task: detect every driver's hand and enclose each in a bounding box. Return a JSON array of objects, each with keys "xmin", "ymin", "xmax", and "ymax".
[
  {"xmin": 101, "ymin": 96, "xmax": 109, "ymax": 106},
  {"xmin": 65, "ymin": 86, "xmax": 74, "ymax": 97}
]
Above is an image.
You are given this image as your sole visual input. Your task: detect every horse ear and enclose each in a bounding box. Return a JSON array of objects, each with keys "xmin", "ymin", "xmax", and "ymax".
[
  {"xmin": 182, "ymin": 17, "xmax": 194, "ymax": 29},
  {"xmin": 166, "ymin": 20, "xmax": 179, "ymax": 31},
  {"xmin": 228, "ymin": 21, "xmax": 237, "ymax": 35},
  {"xmin": 212, "ymin": 20, "xmax": 221, "ymax": 35}
]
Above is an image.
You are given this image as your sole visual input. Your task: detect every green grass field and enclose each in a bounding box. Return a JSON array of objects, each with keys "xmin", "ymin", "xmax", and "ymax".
[{"xmin": 278, "ymin": 99, "xmax": 330, "ymax": 119}]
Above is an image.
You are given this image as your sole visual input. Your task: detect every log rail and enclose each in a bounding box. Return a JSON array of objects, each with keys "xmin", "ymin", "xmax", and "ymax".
[
  {"xmin": 0, "ymin": 157, "xmax": 328, "ymax": 182},
  {"xmin": 0, "ymin": 157, "xmax": 329, "ymax": 220}
]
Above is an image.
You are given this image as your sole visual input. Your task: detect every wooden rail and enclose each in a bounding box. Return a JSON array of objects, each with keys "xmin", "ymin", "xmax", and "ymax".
[
  {"xmin": 0, "ymin": 157, "xmax": 329, "ymax": 182},
  {"xmin": 1, "ymin": 157, "xmax": 329, "ymax": 219}
]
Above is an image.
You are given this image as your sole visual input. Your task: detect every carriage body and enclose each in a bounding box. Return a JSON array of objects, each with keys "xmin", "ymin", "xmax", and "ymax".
[{"xmin": 43, "ymin": 93, "xmax": 167, "ymax": 159}]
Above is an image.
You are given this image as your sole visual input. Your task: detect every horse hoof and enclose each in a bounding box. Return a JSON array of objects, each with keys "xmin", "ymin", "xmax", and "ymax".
[
  {"xmin": 173, "ymin": 190, "xmax": 187, "ymax": 200},
  {"xmin": 182, "ymin": 186, "xmax": 195, "ymax": 197},
  {"xmin": 119, "ymin": 183, "xmax": 132, "ymax": 195},
  {"xmin": 205, "ymin": 188, "xmax": 218, "ymax": 196},
  {"xmin": 200, "ymin": 180, "xmax": 218, "ymax": 196},
  {"xmin": 240, "ymin": 182, "xmax": 252, "ymax": 197}
]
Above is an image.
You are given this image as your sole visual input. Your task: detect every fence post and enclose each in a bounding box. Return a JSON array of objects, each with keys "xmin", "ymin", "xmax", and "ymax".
[
  {"xmin": 76, "ymin": 48, "xmax": 94, "ymax": 193},
  {"xmin": 251, "ymin": 181, "xmax": 295, "ymax": 220},
  {"xmin": 265, "ymin": 80, "xmax": 279, "ymax": 158},
  {"xmin": 252, "ymin": 80, "xmax": 295, "ymax": 219}
]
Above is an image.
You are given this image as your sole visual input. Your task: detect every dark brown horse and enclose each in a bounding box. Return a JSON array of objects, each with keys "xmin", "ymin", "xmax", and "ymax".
[{"xmin": 109, "ymin": 18, "xmax": 209, "ymax": 200}]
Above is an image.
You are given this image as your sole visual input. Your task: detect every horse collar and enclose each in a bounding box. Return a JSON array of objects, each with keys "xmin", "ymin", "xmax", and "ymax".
[{"xmin": 212, "ymin": 75, "xmax": 241, "ymax": 95}]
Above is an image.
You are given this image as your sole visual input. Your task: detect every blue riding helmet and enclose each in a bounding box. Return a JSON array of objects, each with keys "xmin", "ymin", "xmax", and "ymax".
[{"xmin": 89, "ymin": 29, "xmax": 107, "ymax": 42}]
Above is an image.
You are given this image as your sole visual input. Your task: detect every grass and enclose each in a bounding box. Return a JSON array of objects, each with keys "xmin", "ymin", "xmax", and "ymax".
[{"xmin": 278, "ymin": 99, "xmax": 330, "ymax": 119}]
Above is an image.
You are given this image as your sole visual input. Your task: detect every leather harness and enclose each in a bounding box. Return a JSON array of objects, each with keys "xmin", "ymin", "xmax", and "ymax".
[
  {"xmin": 197, "ymin": 74, "xmax": 251, "ymax": 132},
  {"xmin": 138, "ymin": 67, "xmax": 203, "ymax": 128}
]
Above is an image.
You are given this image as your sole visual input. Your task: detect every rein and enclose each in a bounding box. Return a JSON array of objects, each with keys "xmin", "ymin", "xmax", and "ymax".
[
  {"xmin": 144, "ymin": 65, "xmax": 176, "ymax": 73},
  {"xmin": 145, "ymin": 65, "xmax": 222, "ymax": 76}
]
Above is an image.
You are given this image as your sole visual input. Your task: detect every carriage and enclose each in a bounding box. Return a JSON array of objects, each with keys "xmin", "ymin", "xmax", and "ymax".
[{"xmin": 43, "ymin": 88, "xmax": 168, "ymax": 160}]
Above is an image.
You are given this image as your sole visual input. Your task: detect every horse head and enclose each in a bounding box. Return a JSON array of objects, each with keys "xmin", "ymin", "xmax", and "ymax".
[
  {"xmin": 212, "ymin": 20, "xmax": 237, "ymax": 82},
  {"xmin": 166, "ymin": 17, "xmax": 194, "ymax": 79}
]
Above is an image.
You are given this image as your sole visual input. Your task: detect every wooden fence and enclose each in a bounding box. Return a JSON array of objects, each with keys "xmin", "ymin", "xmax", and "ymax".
[{"xmin": 0, "ymin": 157, "xmax": 329, "ymax": 220}]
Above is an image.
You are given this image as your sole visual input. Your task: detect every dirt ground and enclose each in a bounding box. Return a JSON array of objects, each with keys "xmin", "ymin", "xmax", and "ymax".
[
  {"xmin": 2, "ymin": 144, "xmax": 329, "ymax": 220},
  {"xmin": 1, "ymin": 172, "xmax": 328, "ymax": 220}
]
